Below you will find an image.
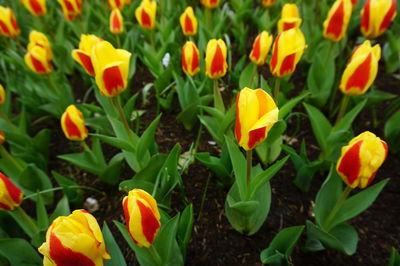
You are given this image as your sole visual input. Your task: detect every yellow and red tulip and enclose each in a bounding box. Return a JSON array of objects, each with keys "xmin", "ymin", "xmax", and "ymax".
[
  {"xmin": 269, "ymin": 28, "xmax": 307, "ymax": 78},
  {"xmin": 249, "ymin": 31, "xmax": 273, "ymax": 66},
  {"xmin": 235, "ymin": 87, "xmax": 279, "ymax": 151},
  {"xmin": 21, "ymin": 0, "xmax": 47, "ymax": 16},
  {"xmin": 323, "ymin": 0, "xmax": 352, "ymax": 42},
  {"xmin": 38, "ymin": 209, "xmax": 111, "ymax": 265},
  {"xmin": 91, "ymin": 41, "xmax": 131, "ymax": 97},
  {"xmin": 107, "ymin": 0, "xmax": 124, "ymax": 10},
  {"xmin": 0, "ymin": 131, "xmax": 4, "ymax": 145},
  {"xmin": 205, "ymin": 39, "xmax": 228, "ymax": 79},
  {"xmin": 0, "ymin": 173, "xmax": 23, "ymax": 211},
  {"xmin": 0, "ymin": 7, "xmax": 20, "ymax": 38},
  {"xmin": 110, "ymin": 9, "xmax": 124, "ymax": 34},
  {"xmin": 360, "ymin": 0, "xmax": 397, "ymax": 39},
  {"xmin": 57, "ymin": 0, "xmax": 82, "ymax": 21},
  {"xmin": 122, "ymin": 189, "xmax": 161, "ymax": 248},
  {"xmin": 337, "ymin": 131, "xmax": 388, "ymax": 189},
  {"xmin": 28, "ymin": 31, "xmax": 54, "ymax": 60},
  {"xmin": 24, "ymin": 46, "xmax": 52, "ymax": 74},
  {"xmin": 180, "ymin": 6, "xmax": 198, "ymax": 36},
  {"xmin": 278, "ymin": 4, "xmax": 302, "ymax": 32},
  {"xmin": 182, "ymin": 41, "xmax": 200, "ymax": 76},
  {"xmin": 61, "ymin": 105, "xmax": 88, "ymax": 141},
  {"xmin": 339, "ymin": 40, "xmax": 380, "ymax": 96},
  {"xmin": 72, "ymin": 34, "xmax": 103, "ymax": 76},
  {"xmin": 261, "ymin": 0, "xmax": 274, "ymax": 8},
  {"xmin": 0, "ymin": 84, "xmax": 5, "ymax": 105},
  {"xmin": 135, "ymin": 0, "xmax": 157, "ymax": 30},
  {"xmin": 201, "ymin": 0, "xmax": 220, "ymax": 9}
]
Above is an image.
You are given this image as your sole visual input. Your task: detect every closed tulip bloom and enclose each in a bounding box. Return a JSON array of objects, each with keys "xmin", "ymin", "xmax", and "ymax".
[
  {"xmin": 205, "ymin": 39, "xmax": 228, "ymax": 79},
  {"xmin": 72, "ymin": 34, "xmax": 103, "ymax": 76},
  {"xmin": 24, "ymin": 46, "xmax": 52, "ymax": 74},
  {"xmin": 339, "ymin": 40, "xmax": 380, "ymax": 96},
  {"xmin": 270, "ymin": 28, "xmax": 307, "ymax": 77},
  {"xmin": 261, "ymin": 0, "xmax": 275, "ymax": 8},
  {"xmin": 0, "ymin": 173, "xmax": 23, "ymax": 211},
  {"xmin": 91, "ymin": 41, "xmax": 131, "ymax": 97},
  {"xmin": 180, "ymin": 7, "xmax": 198, "ymax": 36},
  {"xmin": 21, "ymin": 0, "xmax": 47, "ymax": 16},
  {"xmin": 201, "ymin": 0, "xmax": 220, "ymax": 9},
  {"xmin": 110, "ymin": 9, "xmax": 124, "ymax": 34},
  {"xmin": 278, "ymin": 4, "xmax": 302, "ymax": 32},
  {"xmin": 28, "ymin": 31, "xmax": 54, "ymax": 60},
  {"xmin": 0, "ymin": 131, "xmax": 4, "ymax": 145},
  {"xmin": 107, "ymin": 0, "xmax": 124, "ymax": 10},
  {"xmin": 249, "ymin": 31, "xmax": 273, "ymax": 66},
  {"xmin": 0, "ymin": 84, "xmax": 5, "ymax": 105},
  {"xmin": 122, "ymin": 189, "xmax": 161, "ymax": 248},
  {"xmin": 38, "ymin": 210, "xmax": 111, "ymax": 266},
  {"xmin": 61, "ymin": 105, "xmax": 88, "ymax": 141},
  {"xmin": 337, "ymin": 131, "xmax": 388, "ymax": 189},
  {"xmin": 57, "ymin": 0, "xmax": 82, "ymax": 21},
  {"xmin": 323, "ymin": 0, "xmax": 352, "ymax": 42},
  {"xmin": 235, "ymin": 87, "xmax": 278, "ymax": 151},
  {"xmin": 360, "ymin": 0, "xmax": 397, "ymax": 39},
  {"xmin": 135, "ymin": 0, "xmax": 157, "ymax": 30},
  {"xmin": 0, "ymin": 7, "xmax": 20, "ymax": 38},
  {"xmin": 182, "ymin": 41, "xmax": 200, "ymax": 76}
]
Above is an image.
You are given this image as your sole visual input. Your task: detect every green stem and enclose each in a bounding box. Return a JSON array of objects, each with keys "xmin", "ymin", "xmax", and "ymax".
[
  {"xmin": 205, "ymin": 8, "xmax": 212, "ymax": 34},
  {"xmin": 81, "ymin": 141, "xmax": 91, "ymax": 152},
  {"xmin": 246, "ymin": 150, "xmax": 252, "ymax": 190},
  {"xmin": 273, "ymin": 78, "xmax": 281, "ymax": 102},
  {"xmin": 115, "ymin": 34, "xmax": 121, "ymax": 48},
  {"xmin": 16, "ymin": 206, "xmax": 39, "ymax": 233},
  {"xmin": 23, "ymin": 185, "xmax": 105, "ymax": 200},
  {"xmin": 323, "ymin": 186, "xmax": 352, "ymax": 231},
  {"xmin": 213, "ymin": 79, "xmax": 225, "ymax": 112},
  {"xmin": 110, "ymin": 96, "xmax": 135, "ymax": 143},
  {"xmin": 47, "ymin": 74, "xmax": 61, "ymax": 95},
  {"xmin": 193, "ymin": 123, "xmax": 203, "ymax": 153},
  {"xmin": 335, "ymin": 95, "xmax": 350, "ymax": 126},
  {"xmin": 197, "ymin": 173, "xmax": 211, "ymax": 221},
  {"xmin": 0, "ymin": 146, "xmax": 24, "ymax": 172},
  {"xmin": 149, "ymin": 31, "xmax": 156, "ymax": 52},
  {"xmin": 249, "ymin": 64, "xmax": 258, "ymax": 89},
  {"xmin": 325, "ymin": 41, "xmax": 334, "ymax": 62},
  {"xmin": 149, "ymin": 245, "xmax": 162, "ymax": 266},
  {"xmin": 0, "ymin": 109, "xmax": 17, "ymax": 130}
]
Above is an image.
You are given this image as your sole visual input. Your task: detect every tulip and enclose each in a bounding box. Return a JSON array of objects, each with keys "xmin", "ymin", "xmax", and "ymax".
[
  {"xmin": 38, "ymin": 209, "xmax": 111, "ymax": 265},
  {"xmin": 0, "ymin": 173, "xmax": 23, "ymax": 211},
  {"xmin": 135, "ymin": 0, "xmax": 157, "ymax": 30},
  {"xmin": 201, "ymin": 0, "xmax": 220, "ymax": 9},
  {"xmin": 337, "ymin": 131, "xmax": 388, "ymax": 189},
  {"xmin": 0, "ymin": 131, "xmax": 4, "ymax": 145},
  {"xmin": 0, "ymin": 7, "xmax": 20, "ymax": 38},
  {"xmin": 360, "ymin": 0, "xmax": 397, "ymax": 39},
  {"xmin": 339, "ymin": 40, "xmax": 380, "ymax": 96},
  {"xmin": 61, "ymin": 105, "xmax": 88, "ymax": 141},
  {"xmin": 24, "ymin": 46, "xmax": 52, "ymax": 74},
  {"xmin": 91, "ymin": 41, "xmax": 131, "ymax": 97},
  {"xmin": 351, "ymin": 0, "xmax": 358, "ymax": 6},
  {"xmin": 205, "ymin": 39, "xmax": 228, "ymax": 79},
  {"xmin": 57, "ymin": 0, "xmax": 82, "ymax": 21},
  {"xmin": 261, "ymin": 0, "xmax": 274, "ymax": 8},
  {"xmin": 21, "ymin": 0, "xmax": 47, "ymax": 16},
  {"xmin": 249, "ymin": 31, "xmax": 273, "ymax": 66},
  {"xmin": 182, "ymin": 41, "xmax": 200, "ymax": 76},
  {"xmin": 269, "ymin": 28, "xmax": 307, "ymax": 78},
  {"xmin": 110, "ymin": 9, "xmax": 124, "ymax": 34},
  {"xmin": 235, "ymin": 87, "xmax": 279, "ymax": 151},
  {"xmin": 0, "ymin": 84, "xmax": 5, "ymax": 105},
  {"xmin": 277, "ymin": 4, "xmax": 302, "ymax": 32},
  {"xmin": 122, "ymin": 189, "xmax": 161, "ymax": 248},
  {"xmin": 72, "ymin": 34, "xmax": 103, "ymax": 76},
  {"xmin": 180, "ymin": 7, "xmax": 198, "ymax": 36},
  {"xmin": 28, "ymin": 31, "xmax": 54, "ymax": 60},
  {"xmin": 323, "ymin": 0, "xmax": 352, "ymax": 42},
  {"xmin": 107, "ymin": 0, "xmax": 124, "ymax": 10}
]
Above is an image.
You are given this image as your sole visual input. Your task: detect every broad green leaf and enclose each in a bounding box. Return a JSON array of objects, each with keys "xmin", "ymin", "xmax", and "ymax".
[
  {"xmin": 52, "ymin": 171, "xmax": 83, "ymax": 203},
  {"xmin": 389, "ymin": 248, "xmax": 400, "ymax": 266},
  {"xmin": 194, "ymin": 152, "xmax": 231, "ymax": 181},
  {"xmin": 18, "ymin": 164, "xmax": 53, "ymax": 204},
  {"xmin": 279, "ymin": 93, "xmax": 309, "ymax": 119},
  {"xmin": 36, "ymin": 193, "xmax": 48, "ymax": 231},
  {"xmin": 384, "ymin": 110, "xmax": 400, "ymax": 153},
  {"xmin": 0, "ymin": 238, "xmax": 42, "ymax": 266},
  {"xmin": 136, "ymin": 114, "xmax": 161, "ymax": 166},
  {"xmin": 333, "ymin": 99, "xmax": 366, "ymax": 132},
  {"xmin": 177, "ymin": 205, "xmax": 194, "ymax": 259},
  {"xmin": 103, "ymin": 223, "xmax": 127, "ymax": 266},
  {"xmin": 90, "ymin": 134, "xmax": 136, "ymax": 152},
  {"xmin": 99, "ymin": 153, "xmax": 124, "ymax": 185},
  {"xmin": 225, "ymin": 136, "xmax": 247, "ymax": 200},
  {"xmin": 49, "ymin": 196, "xmax": 70, "ymax": 223},
  {"xmin": 304, "ymin": 103, "xmax": 332, "ymax": 152},
  {"xmin": 239, "ymin": 63, "xmax": 258, "ymax": 90}
]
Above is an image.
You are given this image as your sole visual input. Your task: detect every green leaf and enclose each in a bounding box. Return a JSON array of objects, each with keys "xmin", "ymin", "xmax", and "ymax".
[
  {"xmin": 177, "ymin": 205, "xmax": 194, "ymax": 259},
  {"xmin": 384, "ymin": 110, "xmax": 400, "ymax": 153},
  {"xmin": 333, "ymin": 99, "xmax": 366, "ymax": 132},
  {"xmin": 18, "ymin": 164, "xmax": 53, "ymax": 204},
  {"xmin": 304, "ymin": 103, "xmax": 332, "ymax": 152},
  {"xmin": 0, "ymin": 238, "xmax": 42, "ymax": 266},
  {"xmin": 103, "ymin": 222, "xmax": 127, "ymax": 266},
  {"xmin": 279, "ymin": 93, "xmax": 309, "ymax": 119},
  {"xmin": 90, "ymin": 134, "xmax": 136, "ymax": 152},
  {"xmin": 52, "ymin": 171, "xmax": 83, "ymax": 203},
  {"xmin": 36, "ymin": 193, "xmax": 48, "ymax": 231},
  {"xmin": 225, "ymin": 136, "xmax": 247, "ymax": 200},
  {"xmin": 57, "ymin": 152, "xmax": 104, "ymax": 175},
  {"xmin": 49, "ymin": 196, "xmax": 70, "ymax": 223},
  {"xmin": 99, "ymin": 153, "xmax": 124, "ymax": 185},
  {"xmin": 136, "ymin": 114, "xmax": 161, "ymax": 167},
  {"xmin": 388, "ymin": 248, "xmax": 400, "ymax": 266},
  {"xmin": 239, "ymin": 63, "xmax": 258, "ymax": 90},
  {"xmin": 194, "ymin": 152, "xmax": 231, "ymax": 180},
  {"xmin": 154, "ymin": 215, "xmax": 183, "ymax": 265}
]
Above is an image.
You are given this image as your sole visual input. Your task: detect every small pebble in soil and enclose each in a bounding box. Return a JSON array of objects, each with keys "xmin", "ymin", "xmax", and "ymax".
[{"xmin": 83, "ymin": 197, "xmax": 99, "ymax": 213}]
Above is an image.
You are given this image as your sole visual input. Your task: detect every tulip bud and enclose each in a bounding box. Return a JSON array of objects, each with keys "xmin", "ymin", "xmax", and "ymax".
[
  {"xmin": 0, "ymin": 131, "xmax": 4, "ymax": 145},
  {"xmin": 28, "ymin": 31, "xmax": 54, "ymax": 60},
  {"xmin": 110, "ymin": 9, "xmax": 124, "ymax": 34},
  {"xmin": 0, "ymin": 7, "xmax": 20, "ymax": 38},
  {"xmin": 269, "ymin": 28, "xmax": 307, "ymax": 78},
  {"xmin": 38, "ymin": 210, "xmax": 111, "ymax": 265},
  {"xmin": 261, "ymin": 0, "xmax": 275, "ymax": 8},
  {"xmin": 205, "ymin": 39, "xmax": 228, "ymax": 79},
  {"xmin": 72, "ymin": 34, "xmax": 103, "ymax": 76},
  {"xmin": 180, "ymin": 6, "xmax": 198, "ymax": 36},
  {"xmin": 360, "ymin": 0, "xmax": 397, "ymax": 39},
  {"xmin": 24, "ymin": 46, "xmax": 52, "ymax": 74},
  {"xmin": 57, "ymin": 0, "xmax": 82, "ymax": 21},
  {"xmin": 122, "ymin": 189, "xmax": 161, "ymax": 248},
  {"xmin": 182, "ymin": 41, "xmax": 200, "ymax": 76},
  {"xmin": 249, "ymin": 31, "xmax": 273, "ymax": 66},
  {"xmin": 323, "ymin": 0, "xmax": 352, "ymax": 42},
  {"xmin": 107, "ymin": 0, "xmax": 124, "ymax": 10},
  {"xmin": 91, "ymin": 41, "xmax": 131, "ymax": 97},
  {"xmin": 201, "ymin": 0, "xmax": 220, "ymax": 9},
  {"xmin": 21, "ymin": 0, "xmax": 47, "ymax": 17},
  {"xmin": 278, "ymin": 4, "xmax": 302, "ymax": 32},
  {"xmin": 0, "ymin": 173, "xmax": 23, "ymax": 211},
  {"xmin": 135, "ymin": 0, "xmax": 157, "ymax": 30},
  {"xmin": 235, "ymin": 87, "xmax": 279, "ymax": 151},
  {"xmin": 337, "ymin": 131, "xmax": 388, "ymax": 189},
  {"xmin": 339, "ymin": 40, "xmax": 380, "ymax": 96},
  {"xmin": 0, "ymin": 84, "xmax": 5, "ymax": 105},
  {"xmin": 60, "ymin": 105, "xmax": 88, "ymax": 141}
]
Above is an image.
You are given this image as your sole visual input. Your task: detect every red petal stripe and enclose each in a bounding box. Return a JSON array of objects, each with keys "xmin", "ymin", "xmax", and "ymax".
[
  {"xmin": 270, "ymin": 34, "xmax": 280, "ymax": 72},
  {"xmin": 379, "ymin": 0, "xmax": 396, "ymax": 31},
  {"xmin": 141, "ymin": 9, "xmax": 151, "ymax": 27},
  {"xmin": 65, "ymin": 0, "xmax": 75, "ymax": 12},
  {"xmin": 345, "ymin": 53, "xmax": 372, "ymax": 92},
  {"xmin": 248, "ymin": 127, "xmax": 266, "ymax": 150},
  {"xmin": 0, "ymin": 203, "xmax": 11, "ymax": 210},
  {"xmin": 326, "ymin": 0, "xmax": 345, "ymax": 39},
  {"xmin": 77, "ymin": 52, "xmax": 94, "ymax": 76},
  {"xmin": 251, "ymin": 35, "xmax": 261, "ymax": 61},
  {"xmin": 102, "ymin": 65, "xmax": 124, "ymax": 95},
  {"xmin": 0, "ymin": 21, "xmax": 11, "ymax": 35},
  {"xmin": 338, "ymin": 140, "xmax": 363, "ymax": 186},
  {"xmin": 181, "ymin": 46, "xmax": 188, "ymax": 73},
  {"xmin": 30, "ymin": 54, "xmax": 47, "ymax": 73},
  {"xmin": 0, "ymin": 173, "xmax": 22, "ymax": 204},
  {"xmin": 112, "ymin": 13, "xmax": 121, "ymax": 31},
  {"xmin": 211, "ymin": 44, "xmax": 224, "ymax": 76},
  {"xmin": 137, "ymin": 200, "xmax": 160, "ymax": 244},
  {"xmin": 283, "ymin": 22, "xmax": 296, "ymax": 31},
  {"xmin": 184, "ymin": 14, "xmax": 193, "ymax": 34},
  {"xmin": 30, "ymin": 0, "xmax": 44, "ymax": 15},
  {"xmin": 361, "ymin": 0, "xmax": 370, "ymax": 31},
  {"xmin": 65, "ymin": 112, "xmax": 82, "ymax": 139},
  {"xmin": 234, "ymin": 92, "xmax": 242, "ymax": 143},
  {"xmin": 191, "ymin": 44, "xmax": 199, "ymax": 72},
  {"xmin": 279, "ymin": 52, "xmax": 296, "ymax": 76}
]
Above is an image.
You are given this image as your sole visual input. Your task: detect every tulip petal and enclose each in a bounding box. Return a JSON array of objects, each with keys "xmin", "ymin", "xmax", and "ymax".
[
  {"xmin": 379, "ymin": 0, "xmax": 396, "ymax": 31},
  {"xmin": 102, "ymin": 64, "xmax": 125, "ymax": 96},
  {"xmin": 326, "ymin": 0, "xmax": 345, "ymax": 39},
  {"xmin": 137, "ymin": 200, "xmax": 160, "ymax": 244},
  {"xmin": 345, "ymin": 53, "xmax": 371, "ymax": 92},
  {"xmin": 337, "ymin": 140, "xmax": 363, "ymax": 187},
  {"xmin": 72, "ymin": 50, "xmax": 95, "ymax": 76},
  {"xmin": 0, "ymin": 173, "xmax": 22, "ymax": 204}
]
